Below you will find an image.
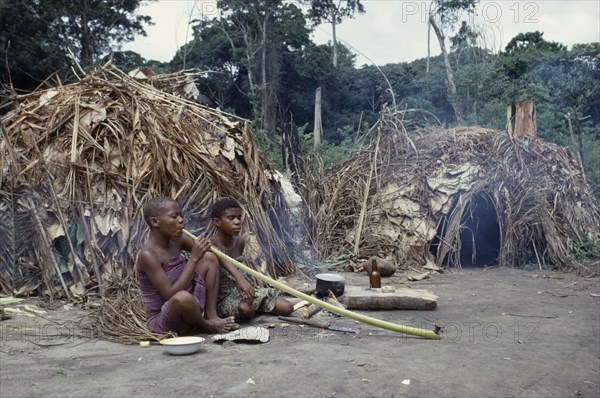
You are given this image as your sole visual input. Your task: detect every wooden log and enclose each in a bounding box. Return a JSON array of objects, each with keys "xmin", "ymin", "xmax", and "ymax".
[
  {"xmin": 326, "ymin": 290, "xmax": 346, "ymax": 310},
  {"xmin": 300, "ymin": 293, "xmax": 321, "ymax": 318},
  {"xmin": 340, "ymin": 286, "xmax": 438, "ymax": 310},
  {"xmin": 363, "ymin": 256, "xmax": 397, "ymax": 277},
  {"xmin": 293, "ymin": 300, "xmax": 309, "ymax": 311},
  {"xmin": 300, "ymin": 303, "xmax": 322, "ymax": 318},
  {"xmin": 407, "ymin": 271, "xmax": 431, "ymax": 281}
]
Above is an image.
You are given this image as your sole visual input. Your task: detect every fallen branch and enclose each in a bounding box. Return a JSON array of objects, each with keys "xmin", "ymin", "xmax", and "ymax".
[{"xmin": 506, "ymin": 313, "xmax": 558, "ymax": 319}]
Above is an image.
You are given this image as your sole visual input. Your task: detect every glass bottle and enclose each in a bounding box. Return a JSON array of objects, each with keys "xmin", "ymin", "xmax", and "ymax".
[{"xmin": 369, "ymin": 259, "xmax": 381, "ymax": 288}]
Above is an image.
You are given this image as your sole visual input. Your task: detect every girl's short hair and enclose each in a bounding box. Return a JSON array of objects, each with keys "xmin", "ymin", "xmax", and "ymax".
[{"xmin": 210, "ymin": 197, "xmax": 242, "ymax": 219}]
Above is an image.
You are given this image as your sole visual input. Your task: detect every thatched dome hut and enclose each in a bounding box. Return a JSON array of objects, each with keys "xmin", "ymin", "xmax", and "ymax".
[
  {"xmin": 0, "ymin": 67, "xmax": 297, "ymax": 298},
  {"xmin": 304, "ymin": 111, "xmax": 600, "ymax": 273}
]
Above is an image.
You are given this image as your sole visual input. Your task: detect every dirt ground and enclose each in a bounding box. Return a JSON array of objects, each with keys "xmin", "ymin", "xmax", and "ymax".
[{"xmin": 1, "ymin": 267, "xmax": 599, "ymax": 398}]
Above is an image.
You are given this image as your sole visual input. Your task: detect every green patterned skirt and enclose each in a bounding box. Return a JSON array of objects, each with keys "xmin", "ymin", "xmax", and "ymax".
[{"xmin": 216, "ymin": 268, "xmax": 278, "ymax": 319}]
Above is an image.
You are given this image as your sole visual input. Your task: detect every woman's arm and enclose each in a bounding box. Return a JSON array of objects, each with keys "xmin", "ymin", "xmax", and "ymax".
[
  {"xmin": 137, "ymin": 239, "xmax": 211, "ymax": 300},
  {"xmin": 178, "ymin": 233, "xmax": 196, "ymax": 253}
]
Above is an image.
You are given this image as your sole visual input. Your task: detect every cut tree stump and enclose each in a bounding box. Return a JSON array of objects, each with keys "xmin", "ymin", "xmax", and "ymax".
[
  {"xmin": 507, "ymin": 100, "xmax": 537, "ymax": 138},
  {"xmin": 340, "ymin": 286, "xmax": 438, "ymax": 310}
]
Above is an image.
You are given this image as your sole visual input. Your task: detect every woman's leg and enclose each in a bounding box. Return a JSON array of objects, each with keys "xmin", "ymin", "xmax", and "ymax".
[{"xmin": 196, "ymin": 252, "xmax": 222, "ymax": 320}]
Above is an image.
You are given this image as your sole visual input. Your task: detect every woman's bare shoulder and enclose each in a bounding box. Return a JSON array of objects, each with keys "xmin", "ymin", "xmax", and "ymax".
[{"xmin": 136, "ymin": 246, "xmax": 160, "ymax": 273}]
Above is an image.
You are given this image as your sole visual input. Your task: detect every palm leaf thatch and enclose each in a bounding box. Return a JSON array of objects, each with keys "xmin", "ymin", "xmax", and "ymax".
[
  {"xmin": 0, "ymin": 66, "xmax": 297, "ymax": 301},
  {"xmin": 303, "ymin": 108, "xmax": 600, "ymax": 274}
]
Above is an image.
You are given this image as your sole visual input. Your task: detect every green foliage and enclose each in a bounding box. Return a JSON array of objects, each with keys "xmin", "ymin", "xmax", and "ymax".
[
  {"xmin": 0, "ymin": 0, "xmax": 153, "ymax": 91},
  {"xmin": 177, "ymin": 0, "xmax": 312, "ymax": 122},
  {"xmin": 450, "ymin": 21, "xmax": 478, "ymax": 50},
  {"xmin": 568, "ymin": 238, "xmax": 600, "ymax": 261},
  {"xmin": 107, "ymin": 50, "xmax": 147, "ymax": 71},
  {"xmin": 253, "ymin": 125, "xmax": 284, "ymax": 170},
  {"xmin": 504, "ymin": 31, "xmax": 566, "ymax": 54},
  {"xmin": 303, "ymin": 0, "xmax": 365, "ymax": 26},
  {"xmin": 582, "ymin": 136, "xmax": 600, "ymax": 197},
  {"xmin": 1, "ymin": 0, "xmax": 70, "ymax": 91},
  {"xmin": 55, "ymin": 0, "xmax": 153, "ymax": 66},
  {"xmin": 431, "ymin": 0, "xmax": 479, "ymax": 26},
  {"xmin": 103, "ymin": 50, "xmax": 172, "ymax": 74},
  {"xmin": 300, "ymin": 127, "xmax": 360, "ymax": 168}
]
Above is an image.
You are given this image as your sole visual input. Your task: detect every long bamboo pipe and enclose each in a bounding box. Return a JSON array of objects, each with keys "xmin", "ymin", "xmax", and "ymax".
[{"xmin": 183, "ymin": 229, "xmax": 441, "ymax": 340}]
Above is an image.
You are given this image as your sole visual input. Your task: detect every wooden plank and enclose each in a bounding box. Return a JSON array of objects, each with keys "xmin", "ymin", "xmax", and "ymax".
[{"xmin": 340, "ymin": 286, "xmax": 438, "ymax": 310}]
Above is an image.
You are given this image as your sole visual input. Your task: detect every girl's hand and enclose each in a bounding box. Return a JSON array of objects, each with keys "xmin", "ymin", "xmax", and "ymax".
[{"xmin": 236, "ymin": 278, "xmax": 255, "ymax": 303}]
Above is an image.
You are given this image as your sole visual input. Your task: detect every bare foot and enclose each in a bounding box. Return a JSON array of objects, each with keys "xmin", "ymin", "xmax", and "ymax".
[{"xmin": 205, "ymin": 316, "xmax": 239, "ymax": 333}]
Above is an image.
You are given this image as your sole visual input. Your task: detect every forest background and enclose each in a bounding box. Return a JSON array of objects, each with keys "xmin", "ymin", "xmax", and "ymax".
[{"xmin": 1, "ymin": 0, "xmax": 599, "ymax": 196}]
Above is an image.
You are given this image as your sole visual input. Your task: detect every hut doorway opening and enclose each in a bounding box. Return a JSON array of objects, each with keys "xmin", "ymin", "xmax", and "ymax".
[{"xmin": 432, "ymin": 194, "xmax": 500, "ymax": 268}]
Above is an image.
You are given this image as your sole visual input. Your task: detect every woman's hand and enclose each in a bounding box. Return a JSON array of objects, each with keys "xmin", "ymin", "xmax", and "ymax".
[{"xmin": 190, "ymin": 237, "xmax": 212, "ymax": 262}]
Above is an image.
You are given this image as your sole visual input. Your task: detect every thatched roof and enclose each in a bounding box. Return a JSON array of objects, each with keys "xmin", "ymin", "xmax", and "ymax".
[
  {"xmin": 0, "ymin": 67, "xmax": 297, "ymax": 299},
  {"xmin": 304, "ymin": 109, "xmax": 600, "ymax": 274}
]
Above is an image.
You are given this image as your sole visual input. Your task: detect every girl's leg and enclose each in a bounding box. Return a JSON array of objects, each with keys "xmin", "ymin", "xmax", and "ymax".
[
  {"xmin": 237, "ymin": 299, "xmax": 255, "ymax": 322},
  {"xmin": 271, "ymin": 297, "xmax": 294, "ymax": 316}
]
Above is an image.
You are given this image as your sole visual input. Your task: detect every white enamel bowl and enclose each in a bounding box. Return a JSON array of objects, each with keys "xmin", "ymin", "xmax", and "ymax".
[{"xmin": 160, "ymin": 336, "xmax": 205, "ymax": 355}]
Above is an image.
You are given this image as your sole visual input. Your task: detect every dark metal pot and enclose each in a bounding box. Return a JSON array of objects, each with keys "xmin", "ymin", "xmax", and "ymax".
[{"xmin": 315, "ymin": 273, "xmax": 346, "ymax": 297}]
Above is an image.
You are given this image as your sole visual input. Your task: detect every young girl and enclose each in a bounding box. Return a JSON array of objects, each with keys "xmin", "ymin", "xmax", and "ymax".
[
  {"xmin": 136, "ymin": 197, "xmax": 238, "ymax": 334},
  {"xmin": 198, "ymin": 197, "xmax": 294, "ymax": 322}
]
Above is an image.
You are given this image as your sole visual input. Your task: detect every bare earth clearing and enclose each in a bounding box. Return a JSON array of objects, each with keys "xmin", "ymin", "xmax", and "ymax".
[{"xmin": 1, "ymin": 267, "xmax": 599, "ymax": 398}]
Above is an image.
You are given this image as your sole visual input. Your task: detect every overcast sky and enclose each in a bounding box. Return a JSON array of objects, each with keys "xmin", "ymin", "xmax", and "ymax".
[{"xmin": 122, "ymin": 0, "xmax": 600, "ymax": 67}]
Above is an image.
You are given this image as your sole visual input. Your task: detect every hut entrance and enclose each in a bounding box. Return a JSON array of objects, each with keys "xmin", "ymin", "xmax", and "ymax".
[
  {"xmin": 432, "ymin": 194, "xmax": 500, "ymax": 267},
  {"xmin": 459, "ymin": 195, "xmax": 500, "ymax": 267}
]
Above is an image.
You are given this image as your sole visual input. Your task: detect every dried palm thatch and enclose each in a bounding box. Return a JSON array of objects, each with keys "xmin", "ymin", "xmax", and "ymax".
[
  {"xmin": 0, "ymin": 66, "xmax": 298, "ymax": 302},
  {"xmin": 87, "ymin": 275, "xmax": 176, "ymax": 344},
  {"xmin": 303, "ymin": 107, "xmax": 600, "ymax": 274}
]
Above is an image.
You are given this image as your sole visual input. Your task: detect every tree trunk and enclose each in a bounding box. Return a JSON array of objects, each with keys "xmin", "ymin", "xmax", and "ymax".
[
  {"xmin": 243, "ymin": 30, "xmax": 255, "ymax": 89},
  {"xmin": 572, "ymin": 106, "xmax": 585, "ymax": 167},
  {"xmin": 331, "ymin": 21, "xmax": 338, "ymax": 68},
  {"xmin": 313, "ymin": 87, "xmax": 323, "ymax": 148},
  {"xmin": 565, "ymin": 112, "xmax": 579, "ymax": 163},
  {"xmin": 220, "ymin": 20, "xmax": 254, "ymax": 89},
  {"xmin": 260, "ymin": 12, "xmax": 270, "ymax": 131},
  {"xmin": 281, "ymin": 120, "xmax": 305, "ymax": 185},
  {"xmin": 80, "ymin": 0, "xmax": 93, "ymax": 65},
  {"xmin": 426, "ymin": 16, "xmax": 431, "ymax": 74},
  {"xmin": 507, "ymin": 100, "xmax": 537, "ymax": 138},
  {"xmin": 429, "ymin": 15, "xmax": 463, "ymax": 123},
  {"xmin": 179, "ymin": 2, "xmax": 200, "ymax": 70}
]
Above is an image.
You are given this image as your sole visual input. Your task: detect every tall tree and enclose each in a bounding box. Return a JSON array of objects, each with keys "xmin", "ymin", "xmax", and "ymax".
[
  {"xmin": 449, "ymin": 20, "xmax": 479, "ymax": 66},
  {"xmin": 1, "ymin": 0, "xmax": 67, "ymax": 91},
  {"xmin": 0, "ymin": 0, "xmax": 153, "ymax": 91},
  {"xmin": 53, "ymin": 0, "xmax": 153, "ymax": 66},
  {"xmin": 427, "ymin": 0, "xmax": 478, "ymax": 123},
  {"xmin": 182, "ymin": 1, "xmax": 311, "ymax": 134},
  {"xmin": 304, "ymin": 0, "xmax": 365, "ymax": 67},
  {"xmin": 216, "ymin": 0, "xmax": 284, "ymax": 132}
]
